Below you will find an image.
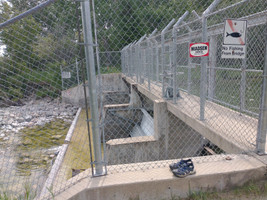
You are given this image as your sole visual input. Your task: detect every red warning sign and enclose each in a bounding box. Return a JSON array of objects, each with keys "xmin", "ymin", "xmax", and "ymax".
[{"xmin": 189, "ymin": 42, "xmax": 209, "ymax": 57}]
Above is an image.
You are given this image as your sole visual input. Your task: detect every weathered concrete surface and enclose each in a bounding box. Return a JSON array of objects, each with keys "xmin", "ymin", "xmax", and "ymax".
[
  {"xmin": 122, "ymin": 76, "xmax": 257, "ymax": 154},
  {"xmin": 104, "ymin": 80, "xmax": 204, "ymax": 165},
  {"xmin": 106, "ymin": 136, "xmax": 159, "ymax": 165},
  {"xmin": 54, "ymin": 154, "xmax": 267, "ymax": 200},
  {"xmin": 62, "ymin": 73, "xmax": 128, "ymax": 107}
]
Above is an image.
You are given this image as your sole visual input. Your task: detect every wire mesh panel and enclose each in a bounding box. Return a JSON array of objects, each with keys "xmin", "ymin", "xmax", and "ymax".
[
  {"xmin": 0, "ymin": 1, "xmax": 91, "ymax": 198},
  {"xmin": 118, "ymin": 0, "xmax": 267, "ymax": 174},
  {"xmin": 0, "ymin": 0, "xmax": 267, "ymax": 199}
]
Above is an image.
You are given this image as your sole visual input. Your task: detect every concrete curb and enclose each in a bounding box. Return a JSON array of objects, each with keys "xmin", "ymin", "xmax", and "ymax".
[{"xmin": 54, "ymin": 154, "xmax": 267, "ymax": 200}]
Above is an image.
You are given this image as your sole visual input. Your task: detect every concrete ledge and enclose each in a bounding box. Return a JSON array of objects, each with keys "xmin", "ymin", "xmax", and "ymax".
[
  {"xmin": 54, "ymin": 154, "xmax": 267, "ymax": 200},
  {"xmin": 104, "ymin": 103, "xmax": 130, "ymax": 110},
  {"xmin": 106, "ymin": 136, "xmax": 157, "ymax": 145}
]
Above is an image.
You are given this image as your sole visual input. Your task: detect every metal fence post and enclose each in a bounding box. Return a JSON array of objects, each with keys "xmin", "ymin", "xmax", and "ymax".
[
  {"xmin": 126, "ymin": 43, "xmax": 132, "ymax": 76},
  {"xmin": 148, "ymin": 30, "xmax": 157, "ymax": 91},
  {"xmin": 187, "ymin": 31, "xmax": 192, "ymax": 94},
  {"xmin": 256, "ymin": 27, "xmax": 267, "ymax": 154},
  {"xmin": 161, "ymin": 19, "xmax": 176, "ymax": 97},
  {"xmin": 81, "ymin": 0, "xmax": 103, "ymax": 176},
  {"xmin": 200, "ymin": 0, "xmax": 221, "ymax": 121},
  {"xmin": 136, "ymin": 35, "xmax": 147, "ymax": 83},
  {"xmin": 240, "ymin": 58, "xmax": 247, "ymax": 112},
  {"xmin": 151, "ymin": 38, "xmax": 160, "ymax": 85},
  {"xmin": 208, "ymin": 35, "xmax": 217, "ymax": 100},
  {"xmin": 131, "ymin": 41, "xmax": 136, "ymax": 79},
  {"xmin": 142, "ymin": 45, "xmax": 146, "ymax": 84},
  {"xmin": 200, "ymin": 16, "xmax": 208, "ymax": 121},
  {"xmin": 75, "ymin": 58, "xmax": 80, "ymax": 85},
  {"xmin": 172, "ymin": 12, "xmax": 189, "ymax": 103},
  {"xmin": 60, "ymin": 65, "xmax": 64, "ymax": 90}
]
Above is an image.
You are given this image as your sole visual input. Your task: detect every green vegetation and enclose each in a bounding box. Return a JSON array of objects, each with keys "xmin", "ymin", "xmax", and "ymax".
[
  {"xmin": 172, "ymin": 180, "xmax": 267, "ymax": 200},
  {"xmin": 0, "ymin": 183, "xmax": 36, "ymax": 200},
  {"xmin": 15, "ymin": 119, "xmax": 71, "ymax": 176},
  {"xmin": 0, "ymin": 1, "xmax": 79, "ymax": 105}
]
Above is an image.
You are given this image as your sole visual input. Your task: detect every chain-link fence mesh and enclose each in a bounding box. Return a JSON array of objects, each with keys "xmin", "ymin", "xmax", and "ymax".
[
  {"xmin": 118, "ymin": 0, "xmax": 267, "ymax": 172},
  {"xmin": 0, "ymin": 0, "xmax": 267, "ymax": 199},
  {"xmin": 0, "ymin": 0, "xmax": 85, "ymax": 198}
]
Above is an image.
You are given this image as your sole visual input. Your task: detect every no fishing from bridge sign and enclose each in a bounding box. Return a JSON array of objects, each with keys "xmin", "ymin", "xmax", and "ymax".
[
  {"xmin": 189, "ymin": 42, "xmax": 209, "ymax": 57},
  {"xmin": 222, "ymin": 19, "xmax": 247, "ymax": 59}
]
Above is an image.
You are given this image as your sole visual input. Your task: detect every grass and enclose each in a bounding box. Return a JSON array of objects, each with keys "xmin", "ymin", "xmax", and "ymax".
[
  {"xmin": 175, "ymin": 180, "xmax": 267, "ymax": 200},
  {"xmin": 59, "ymin": 109, "xmax": 92, "ymax": 179},
  {"xmin": 0, "ymin": 184, "xmax": 36, "ymax": 200}
]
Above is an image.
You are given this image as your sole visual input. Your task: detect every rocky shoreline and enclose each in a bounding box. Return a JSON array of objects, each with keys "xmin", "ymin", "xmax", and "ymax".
[{"xmin": 0, "ymin": 97, "xmax": 78, "ymax": 141}]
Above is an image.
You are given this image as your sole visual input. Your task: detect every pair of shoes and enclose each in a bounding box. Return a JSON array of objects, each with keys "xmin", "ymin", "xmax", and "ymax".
[
  {"xmin": 169, "ymin": 159, "xmax": 193, "ymax": 170},
  {"xmin": 169, "ymin": 159, "xmax": 196, "ymax": 178}
]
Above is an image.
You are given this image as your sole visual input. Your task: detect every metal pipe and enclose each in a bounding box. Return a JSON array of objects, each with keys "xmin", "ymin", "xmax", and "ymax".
[
  {"xmin": 76, "ymin": 2, "xmax": 94, "ymax": 176},
  {"xmin": 149, "ymin": 28, "xmax": 158, "ymax": 38},
  {"xmin": 256, "ymin": 26, "xmax": 267, "ymax": 154},
  {"xmin": 60, "ymin": 65, "xmax": 63, "ymax": 90},
  {"xmin": 203, "ymin": 0, "xmax": 222, "ymax": 16},
  {"xmin": 75, "ymin": 58, "xmax": 80, "ymax": 85},
  {"xmin": 161, "ymin": 19, "xmax": 176, "ymax": 97},
  {"xmin": 136, "ymin": 35, "xmax": 147, "ymax": 82},
  {"xmin": 207, "ymin": 35, "xmax": 217, "ymax": 100},
  {"xmin": 151, "ymin": 38, "xmax": 160, "ymax": 84},
  {"xmin": 240, "ymin": 58, "xmax": 247, "ymax": 112},
  {"xmin": 187, "ymin": 31, "xmax": 192, "ymax": 94},
  {"xmin": 162, "ymin": 19, "xmax": 176, "ymax": 33},
  {"xmin": 136, "ymin": 34, "xmax": 147, "ymax": 45},
  {"xmin": 199, "ymin": 0, "xmax": 222, "ymax": 120},
  {"xmin": 92, "ymin": 0, "xmax": 108, "ymax": 170},
  {"xmin": 200, "ymin": 16, "xmax": 208, "ymax": 121},
  {"xmin": 0, "ymin": 0, "xmax": 57, "ymax": 29},
  {"xmin": 81, "ymin": 0, "xmax": 103, "ymax": 176},
  {"xmin": 174, "ymin": 11, "xmax": 189, "ymax": 28},
  {"xmin": 192, "ymin": 10, "xmax": 201, "ymax": 19},
  {"xmin": 146, "ymin": 29, "xmax": 157, "ymax": 87},
  {"xmin": 172, "ymin": 11, "xmax": 189, "ymax": 103}
]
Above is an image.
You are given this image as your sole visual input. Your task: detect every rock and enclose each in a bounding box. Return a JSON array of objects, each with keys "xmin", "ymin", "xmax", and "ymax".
[
  {"xmin": 7, "ymin": 119, "xmax": 14, "ymax": 125},
  {"xmin": 17, "ymin": 118, "xmax": 24, "ymax": 123},
  {"xmin": 0, "ymin": 133, "xmax": 5, "ymax": 138},
  {"xmin": 52, "ymin": 135, "xmax": 62, "ymax": 140},
  {"xmin": 22, "ymin": 138, "xmax": 32, "ymax": 145},
  {"xmin": 24, "ymin": 115, "xmax": 32, "ymax": 122},
  {"xmin": 12, "ymin": 122, "xmax": 20, "ymax": 127},
  {"xmin": 49, "ymin": 154, "xmax": 55, "ymax": 158}
]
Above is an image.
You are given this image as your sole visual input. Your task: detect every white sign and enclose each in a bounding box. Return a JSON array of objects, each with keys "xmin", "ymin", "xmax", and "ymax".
[
  {"xmin": 62, "ymin": 71, "xmax": 71, "ymax": 79},
  {"xmin": 221, "ymin": 45, "xmax": 246, "ymax": 59},
  {"xmin": 222, "ymin": 19, "xmax": 247, "ymax": 59},
  {"xmin": 189, "ymin": 42, "xmax": 209, "ymax": 57},
  {"xmin": 223, "ymin": 19, "xmax": 247, "ymax": 45}
]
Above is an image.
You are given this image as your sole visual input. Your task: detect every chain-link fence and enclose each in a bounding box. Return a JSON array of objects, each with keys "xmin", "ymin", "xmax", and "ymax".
[
  {"xmin": 0, "ymin": 0, "xmax": 86, "ymax": 198},
  {"xmin": 118, "ymin": 0, "xmax": 267, "ymax": 171},
  {"xmin": 0, "ymin": 0, "xmax": 267, "ymax": 199}
]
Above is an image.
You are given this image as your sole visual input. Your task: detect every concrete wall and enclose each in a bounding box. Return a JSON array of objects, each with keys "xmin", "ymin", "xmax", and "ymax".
[
  {"xmin": 61, "ymin": 73, "xmax": 128, "ymax": 107},
  {"xmin": 105, "ymin": 82, "xmax": 204, "ymax": 165}
]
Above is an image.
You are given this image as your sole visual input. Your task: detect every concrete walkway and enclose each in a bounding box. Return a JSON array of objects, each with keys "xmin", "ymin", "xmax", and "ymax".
[{"xmin": 124, "ymin": 76, "xmax": 259, "ymax": 153}]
